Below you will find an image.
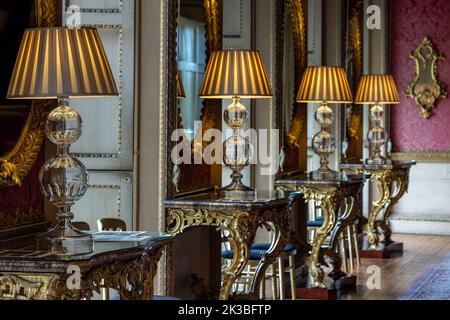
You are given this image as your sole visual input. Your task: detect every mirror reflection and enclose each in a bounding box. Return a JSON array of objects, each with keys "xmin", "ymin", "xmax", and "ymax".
[{"xmin": 177, "ymin": 0, "xmax": 207, "ymax": 140}]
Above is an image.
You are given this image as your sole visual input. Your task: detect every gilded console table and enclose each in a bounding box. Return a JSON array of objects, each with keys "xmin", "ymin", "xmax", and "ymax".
[
  {"xmin": 275, "ymin": 174, "xmax": 365, "ymax": 297},
  {"xmin": 0, "ymin": 232, "xmax": 173, "ymax": 300},
  {"xmin": 164, "ymin": 190, "xmax": 301, "ymax": 300},
  {"xmin": 341, "ymin": 161, "xmax": 416, "ymax": 258}
]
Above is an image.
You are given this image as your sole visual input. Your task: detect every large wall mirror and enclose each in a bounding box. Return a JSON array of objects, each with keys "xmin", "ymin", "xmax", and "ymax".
[
  {"xmin": 343, "ymin": 0, "xmax": 364, "ymax": 162},
  {"xmin": 276, "ymin": 0, "xmax": 308, "ymax": 178},
  {"xmin": 166, "ymin": 0, "xmax": 222, "ymax": 197},
  {"xmin": 0, "ymin": 0, "xmax": 57, "ymax": 187},
  {"xmin": 177, "ymin": 1, "xmax": 206, "ymax": 141}
]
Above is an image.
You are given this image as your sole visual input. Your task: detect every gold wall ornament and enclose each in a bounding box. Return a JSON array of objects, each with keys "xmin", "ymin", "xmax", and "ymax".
[
  {"xmin": 406, "ymin": 37, "xmax": 447, "ymax": 118},
  {"xmin": 0, "ymin": 0, "xmax": 58, "ymax": 187}
]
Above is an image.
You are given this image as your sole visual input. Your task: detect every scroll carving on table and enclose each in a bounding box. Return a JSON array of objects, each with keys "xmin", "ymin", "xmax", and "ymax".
[{"xmin": 406, "ymin": 37, "xmax": 447, "ymax": 119}]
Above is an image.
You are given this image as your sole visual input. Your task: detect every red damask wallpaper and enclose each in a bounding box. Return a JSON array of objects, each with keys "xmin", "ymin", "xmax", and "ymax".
[{"xmin": 391, "ymin": 0, "xmax": 450, "ymax": 151}]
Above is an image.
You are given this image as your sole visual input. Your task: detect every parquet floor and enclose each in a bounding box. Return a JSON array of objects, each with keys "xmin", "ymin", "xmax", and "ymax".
[{"xmin": 339, "ymin": 234, "xmax": 450, "ymax": 300}]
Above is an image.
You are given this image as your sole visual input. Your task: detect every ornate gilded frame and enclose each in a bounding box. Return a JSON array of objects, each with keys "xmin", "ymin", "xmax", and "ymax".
[
  {"xmin": 343, "ymin": 0, "xmax": 363, "ymax": 162},
  {"xmin": 406, "ymin": 37, "xmax": 447, "ymax": 119},
  {"xmin": 275, "ymin": 0, "xmax": 307, "ymax": 177},
  {"xmin": 166, "ymin": 0, "xmax": 222, "ymax": 196},
  {"xmin": 0, "ymin": 0, "xmax": 58, "ymax": 187}
]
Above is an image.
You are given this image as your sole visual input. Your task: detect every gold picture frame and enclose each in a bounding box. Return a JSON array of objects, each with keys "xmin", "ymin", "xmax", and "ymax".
[
  {"xmin": 344, "ymin": 0, "xmax": 363, "ymax": 162},
  {"xmin": 285, "ymin": 0, "xmax": 307, "ymax": 149},
  {"xmin": 0, "ymin": 0, "xmax": 58, "ymax": 187},
  {"xmin": 406, "ymin": 37, "xmax": 447, "ymax": 119}
]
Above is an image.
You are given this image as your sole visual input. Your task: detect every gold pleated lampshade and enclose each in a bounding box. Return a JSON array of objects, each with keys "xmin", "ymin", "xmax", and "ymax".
[
  {"xmin": 7, "ymin": 27, "xmax": 118, "ymax": 99},
  {"xmin": 177, "ymin": 69, "xmax": 186, "ymax": 99},
  {"xmin": 296, "ymin": 66, "xmax": 353, "ymax": 103},
  {"xmin": 355, "ymin": 74, "xmax": 400, "ymax": 104},
  {"xmin": 199, "ymin": 50, "xmax": 272, "ymax": 99}
]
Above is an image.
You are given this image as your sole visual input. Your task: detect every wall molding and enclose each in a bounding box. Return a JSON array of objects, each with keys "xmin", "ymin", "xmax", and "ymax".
[
  {"xmin": 88, "ymin": 184, "xmax": 122, "ymax": 217},
  {"xmin": 391, "ymin": 214, "xmax": 450, "ymax": 222},
  {"xmin": 71, "ymin": 24, "xmax": 124, "ymax": 160},
  {"xmin": 65, "ymin": 0, "xmax": 124, "ymax": 14},
  {"xmin": 223, "ymin": 0, "xmax": 243, "ymax": 38},
  {"xmin": 390, "ymin": 151, "xmax": 450, "ymax": 163}
]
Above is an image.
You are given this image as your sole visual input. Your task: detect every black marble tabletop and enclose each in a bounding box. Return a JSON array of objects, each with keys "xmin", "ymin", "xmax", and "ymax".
[
  {"xmin": 0, "ymin": 232, "xmax": 173, "ymax": 271},
  {"xmin": 164, "ymin": 189, "xmax": 302, "ymax": 210},
  {"xmin": 275, "ymin": 172, "xmax": 367, "ymax": 187}
]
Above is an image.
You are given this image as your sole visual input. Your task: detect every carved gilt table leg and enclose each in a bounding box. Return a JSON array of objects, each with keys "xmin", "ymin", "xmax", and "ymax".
[
  {"xmin": 327, "ymin": 193, "xmax": 358, "ymax": 281},
  {"xmin": 366, "ymin": 171, "xmax": 393, "ymax": 250},
  {"xmin": 166, "ymin": 208, "xmax": 258, "ymax": 300},
  {"xmin": 379, "ymin": 168, "xmax": 410, "ymax": 245},
  {"xmin": 220, "ymin": 214, "xmax": 255, "ymax": 300},
  {"xmin": 247, "ymin": 207, "xmax": 292, "ymax": 299},
  {"xmin": 303, "ymin": 187, "xmax": 341, "ymax": 288}
]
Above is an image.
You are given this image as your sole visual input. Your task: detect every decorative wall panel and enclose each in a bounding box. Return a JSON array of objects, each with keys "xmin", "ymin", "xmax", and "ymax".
[{"xmin": 391, "ymin": 0, "xmax": 450, "ymax": 154}]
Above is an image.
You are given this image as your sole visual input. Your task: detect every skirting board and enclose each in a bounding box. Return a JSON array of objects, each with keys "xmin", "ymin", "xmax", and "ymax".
[{"xmin": 390, "ymin": 220, "xmax": 450, "ymax": 236}]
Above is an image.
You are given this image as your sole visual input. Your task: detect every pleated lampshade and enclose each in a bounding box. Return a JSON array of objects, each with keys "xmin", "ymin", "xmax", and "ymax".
[
  {"xmin": 199, "ymin": 50, "xmax": 272, "ymax": 98},
  {"xmin": 7, "ymin": 27, "xmax": 118, "ymax": 99},
  {"xmin": 177, "ymin": 69, "xmax": 186, "ymax": 99},
  {"xmin": 296, "ymin": 66, "xmax": 353, "ymax": 103},
  {"xmin": 355, "ymin": 74, "xmax": 400, "ymax": 104}
]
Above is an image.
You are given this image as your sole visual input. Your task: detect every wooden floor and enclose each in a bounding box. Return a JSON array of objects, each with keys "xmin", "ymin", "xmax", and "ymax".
[{"xmin": 339, "ymin": 234, "xmax": 450, "ymax": 300}]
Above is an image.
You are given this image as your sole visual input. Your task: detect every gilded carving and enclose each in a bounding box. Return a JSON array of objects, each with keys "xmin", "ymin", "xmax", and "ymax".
[
  {"xmin": 0, "ymin": 273, "xmax": 56, "ymax": 300},
  {"xmin": 346, "ymin": 0, "xmax": 363, "ymax": 142},
  {"xmin": 0, "ymin": 246, "xmax": 165, "ymax": 300},
  {"xmin": 276, "ymin": 182, "xmax": 363, "ymax": 287},
  {"xmin": 285, "ymin": 0, "xmax": 307, "ymax": 148},
  {"xmin": 197, "ymin": 0, "xmax": 221, "ymax": 151},
  {"xmin": 166, "ymin": 202, "xmax": 294, "ymax": 300},
  {"xmin": 342, "ymin": 166, "xmax": 411, "ymax": 250},
  {"xmin": 406, "ymin": 37, "xmax": 447, "ymax": 118}
]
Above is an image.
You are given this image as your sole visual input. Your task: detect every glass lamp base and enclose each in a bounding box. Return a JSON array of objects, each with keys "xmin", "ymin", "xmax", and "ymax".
[{"xmin": 37, "ymin": 222, "xmax": 94, "ymax": 255}]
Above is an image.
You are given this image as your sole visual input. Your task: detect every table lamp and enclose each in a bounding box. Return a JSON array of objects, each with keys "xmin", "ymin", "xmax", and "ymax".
[
  {"xmin": 199, "ymin": 50, "xmax": 272, "ymax": 192},
  {"xmin": 296, "ymin": 66, "xmax": 353, "ymax": 177},
  {"xmin": 355, "ymin": 74, "xmax": 399, "ymax": 163},
  {"xmin": 7, "ymin": 27, "xmax": 118, "ymax": 254}
]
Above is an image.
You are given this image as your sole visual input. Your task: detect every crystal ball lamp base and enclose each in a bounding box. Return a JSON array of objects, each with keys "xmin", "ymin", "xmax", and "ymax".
[
  {"xmin": 366, "ymin": 103, "xmax": 390, "ymax": 164},
  {"xmin": 310, "ymin": 102, "xmax": 338, "ymax": 179},
  {"xmin": 221, "ymin": 97, "xmax": 255, "ymax": 194},
  {"xmin": 37, "ymin": 98, "xmax": 93, "ymax": 255}
]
